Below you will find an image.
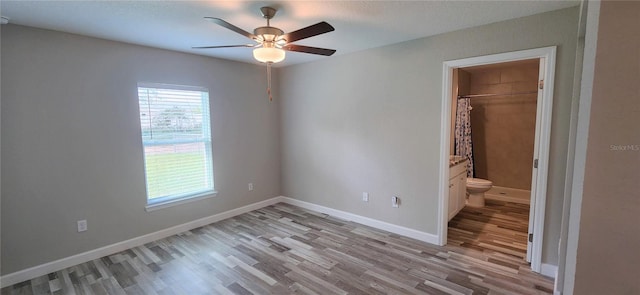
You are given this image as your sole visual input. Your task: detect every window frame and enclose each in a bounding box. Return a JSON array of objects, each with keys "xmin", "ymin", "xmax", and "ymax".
[{"xmin": 136, "ymin": 82, "xmax": 217, "ymax": 211}]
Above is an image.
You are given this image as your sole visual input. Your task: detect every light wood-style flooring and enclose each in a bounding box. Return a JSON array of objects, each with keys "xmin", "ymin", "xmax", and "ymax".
[
  {"xmin": 448, "ymin": 199, "xmax": 530, "ymax": 260},
  {"xmin": 2, "ymin": 202, "xmax": 552, "ymax": 294}
]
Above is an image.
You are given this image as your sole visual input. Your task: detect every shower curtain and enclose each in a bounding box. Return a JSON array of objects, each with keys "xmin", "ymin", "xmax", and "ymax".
[{"xmin": 455, "ymin": 97, "xmax": 474, "ymax": 178}]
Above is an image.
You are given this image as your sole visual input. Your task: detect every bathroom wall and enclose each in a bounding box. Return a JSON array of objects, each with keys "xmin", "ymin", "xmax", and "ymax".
[
  {"xmin": 466, "ymin": 60, "xmax": 539, "ymax": 190},
  {"xmin": 450, "ymin": 69, "xmax": 471, "ymax": 155}
]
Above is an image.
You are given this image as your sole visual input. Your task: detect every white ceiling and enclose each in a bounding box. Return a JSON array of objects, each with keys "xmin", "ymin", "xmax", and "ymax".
[{"xmin": 1, "ymin": 1, "xmax": 578, "ymax": 67}]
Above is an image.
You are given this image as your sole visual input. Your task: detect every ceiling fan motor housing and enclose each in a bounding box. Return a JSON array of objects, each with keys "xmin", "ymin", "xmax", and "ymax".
[{"xmin": 254, "ymin": 26, "xmax": 284, "ymax": 42}]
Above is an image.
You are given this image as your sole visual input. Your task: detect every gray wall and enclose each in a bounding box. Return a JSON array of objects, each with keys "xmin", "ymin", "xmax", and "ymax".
[
  {"xmin": 279, "ymin": 7, "xmax": 578, "ymax": 266},
  {"xmin": 1, "ymin": 25, "xmax": 281, "ymax": 274}
]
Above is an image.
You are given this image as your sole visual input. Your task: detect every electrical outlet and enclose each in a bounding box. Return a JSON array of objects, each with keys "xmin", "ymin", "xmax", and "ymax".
[
  {"xmin": 248, "ymin": 183, "xmax": 254, "ymax": 191},
  {"xmin": 77, "ymin": 220, "xmax": 87, "ymax": 232},
  {"xmin": 362, "ymin": 192, "xmax": 369, "ymax": 202},
  {"xmin": 392, "ymin": 196, "xmax": 399, "ymax": 208}
]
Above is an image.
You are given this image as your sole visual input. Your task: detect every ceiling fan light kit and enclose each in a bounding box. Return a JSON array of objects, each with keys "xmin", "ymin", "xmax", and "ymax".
[
  {"xmin": 253, "ymin": 47, "xmax": 285, "ymax": 63},
  {"xmin": 252, "ymin": 26, "xmax": 286, "ymax": 64},
  {"xmin": 194, "ymin": 6, "xmax": 336, "ymax": 101}
]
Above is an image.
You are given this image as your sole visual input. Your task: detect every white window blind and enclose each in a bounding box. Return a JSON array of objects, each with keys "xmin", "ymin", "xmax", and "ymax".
[{"xmin": 137, "ymin": 83, "xmax": 214, "ymax": 205}]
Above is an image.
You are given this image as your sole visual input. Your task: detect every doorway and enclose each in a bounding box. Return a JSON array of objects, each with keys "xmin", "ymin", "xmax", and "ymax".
[{"xmin": 437, "ymin": 47, "xmax": 557, "ymax": 274}]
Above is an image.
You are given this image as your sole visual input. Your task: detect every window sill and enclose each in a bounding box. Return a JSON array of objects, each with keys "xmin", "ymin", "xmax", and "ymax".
[{"xmin": 145, "ymin": 190, "xmax": 218, "ymax": 212}]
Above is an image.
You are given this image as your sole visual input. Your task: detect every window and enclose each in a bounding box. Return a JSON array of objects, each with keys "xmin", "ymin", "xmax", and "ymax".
[{"xmin": 137, "ymin": 83, "xmax": 215, "ymax": 209}]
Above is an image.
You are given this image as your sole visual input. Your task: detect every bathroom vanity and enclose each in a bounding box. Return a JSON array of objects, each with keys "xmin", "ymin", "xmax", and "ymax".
[{"xmin": 448, "ymin": 157, "xmax": 468, "ymax": 221}]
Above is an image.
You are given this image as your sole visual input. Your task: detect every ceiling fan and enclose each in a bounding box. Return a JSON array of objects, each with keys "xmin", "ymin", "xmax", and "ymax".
[
  {"xmin": 193, "ymin": 6, "xmax": 336, "ymax": 102},
  {"xmin": 193, "ymin": 6, "xmax": 336, "ymax": 64}
]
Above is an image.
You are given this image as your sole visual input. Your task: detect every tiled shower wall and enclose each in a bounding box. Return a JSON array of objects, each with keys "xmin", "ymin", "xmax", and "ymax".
[{"xmin": 464, "ymin": 60, "xmax": 539, "ymax": 190}]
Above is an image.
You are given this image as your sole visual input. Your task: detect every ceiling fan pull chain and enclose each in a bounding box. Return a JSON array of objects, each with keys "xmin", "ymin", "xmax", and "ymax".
[{"xmin": 267, "ymin": 62, "xmax": 273, "ymax": 102}]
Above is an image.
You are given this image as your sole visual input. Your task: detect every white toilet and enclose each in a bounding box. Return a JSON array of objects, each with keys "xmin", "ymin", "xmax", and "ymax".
[{"xmin": 466, "ymin": 178, "xmax": 493, "ymax": 208}]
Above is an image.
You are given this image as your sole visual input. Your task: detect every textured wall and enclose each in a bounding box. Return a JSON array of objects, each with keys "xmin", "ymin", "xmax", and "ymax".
[
  {"xmin": 1, "ymin": 25, "xmax": 281, "ymax": 274},
  {"xmin": 467, "ymin": 61, "xmax": 539, "ymax": 190},
  {"xmin": 280, "ymin": 7, "xmax": 578, "ymax": 266},
  {"xmin": 574, "ymin": 1, "xmax": 640, "ymax": 294}
]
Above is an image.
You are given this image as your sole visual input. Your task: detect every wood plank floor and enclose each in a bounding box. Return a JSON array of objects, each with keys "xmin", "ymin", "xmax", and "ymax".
[
  {"xmin": 448, "ymin": 199, "xmax": 530, "ymax": 260},
  {"xmin": 2, "ymin": 202, "xmax": 552, "ymax": 295}
]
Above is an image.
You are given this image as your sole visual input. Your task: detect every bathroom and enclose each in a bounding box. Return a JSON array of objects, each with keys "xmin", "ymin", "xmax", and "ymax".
[{"xmin": 448, "ymin": 59, "xmax": 540, "ymax": 258}]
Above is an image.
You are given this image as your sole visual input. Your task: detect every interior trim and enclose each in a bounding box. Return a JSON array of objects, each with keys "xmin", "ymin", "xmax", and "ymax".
[
  {"xmin": 439, "ymin": 46, "xmax": 557, "ymax": 274},
  {"xmin": 541, "ymin": 263, "xmax": 559, "ymax": 279},
  {"xmin": 281, "ymin": 197, "xmax": 439, "ymax": 245}
]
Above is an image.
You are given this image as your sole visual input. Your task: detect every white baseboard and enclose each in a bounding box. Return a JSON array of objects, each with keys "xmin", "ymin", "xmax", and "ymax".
[
  {"xmin": 280, "ymin": 197, "xmax": 439, "ymax": 245},
  {"xmin": 0, "ymin": 196, "xmax": 285, "ymax": 288},
  {"xmin": 541, "ymin": 263, "xmax": 558, "ymax": 279}
]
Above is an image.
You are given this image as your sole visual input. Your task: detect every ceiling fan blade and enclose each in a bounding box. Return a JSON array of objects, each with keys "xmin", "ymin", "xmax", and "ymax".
[
  {"xmin": 192, "ymin": 44, "xmax": 256, "ymax": 49},
  {"xmin": 204, "ymin": 17, "xmax": 256, "ymax": 40},
  {"xmin": 283, "ymin": 44, "xmax": 336, "ymax": 56},
  {"xmin": 282, "ymin": 21, "xmax": 334, "ymax": 43}
]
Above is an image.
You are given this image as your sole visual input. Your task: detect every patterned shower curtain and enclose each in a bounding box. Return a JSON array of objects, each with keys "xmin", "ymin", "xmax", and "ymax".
[{"xmin": 455, "ymin": 97, "xmax": 474, "ymax": 178}]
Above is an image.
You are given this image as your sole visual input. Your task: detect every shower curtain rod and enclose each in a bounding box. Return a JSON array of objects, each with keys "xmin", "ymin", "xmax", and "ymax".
[{"xmin": 457, "ymin": 91, "xmax": 538, "ymax": 99}]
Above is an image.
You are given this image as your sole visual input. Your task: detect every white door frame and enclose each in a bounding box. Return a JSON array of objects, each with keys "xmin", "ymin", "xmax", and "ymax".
[{"xmin": 437, "ymin": 46, "xmax": 556, "ymax": 273}]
